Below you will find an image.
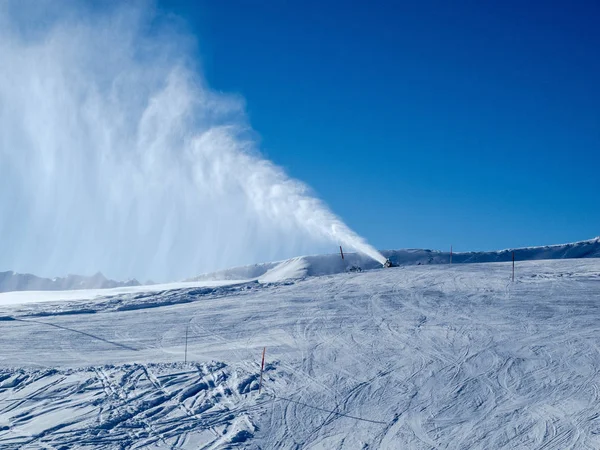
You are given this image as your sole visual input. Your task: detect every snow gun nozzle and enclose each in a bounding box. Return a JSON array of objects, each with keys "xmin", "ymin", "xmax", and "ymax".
[{"xmin": 383, "ymin": 259, "xmax": 394, "ymax": 268}]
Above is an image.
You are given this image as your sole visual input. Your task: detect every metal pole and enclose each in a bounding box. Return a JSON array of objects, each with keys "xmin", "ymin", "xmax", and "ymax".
[
  {"xmin": 184, "ymin": 324, "xmax": 189, "ymax": 364},
  {"xmin": 512, "ymin": 251, "xmax": 515, "ymax": 282},
  {"xmin": 339, "ymin": 246, "xmax": 344, "ymax": 260}
]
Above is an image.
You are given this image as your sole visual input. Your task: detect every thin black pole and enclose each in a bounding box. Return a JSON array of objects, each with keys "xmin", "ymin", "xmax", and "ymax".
[
  {"xmin": 512, "ymin": 251, "xmax": 515, "ymax": 282},
  {"xmin": 184, "ymin": 324, "xmax": 189, "ymax": 364}
]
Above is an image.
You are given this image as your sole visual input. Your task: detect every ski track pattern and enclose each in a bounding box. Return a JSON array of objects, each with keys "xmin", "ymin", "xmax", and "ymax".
[
  {"xmin": 1, "ymin": 258, "xmax": 600, "ymax": 448},
  {"xmin": 0, "ymin": 363, "xmax": 262, "ymax": 449}
]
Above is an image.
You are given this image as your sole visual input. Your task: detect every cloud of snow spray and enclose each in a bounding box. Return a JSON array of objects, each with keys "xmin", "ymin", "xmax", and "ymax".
[{"xmin": 0, "ymin": 2, "xmax": 386, "ymax": 281}]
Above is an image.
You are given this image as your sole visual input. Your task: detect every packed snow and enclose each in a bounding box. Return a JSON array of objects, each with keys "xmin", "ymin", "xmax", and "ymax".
[{"xmin": 1, "ymin": 254, "xmax": 600, "ymax": 448}]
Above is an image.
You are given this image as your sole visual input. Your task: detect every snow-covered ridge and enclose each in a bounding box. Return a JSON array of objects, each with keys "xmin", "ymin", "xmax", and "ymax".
[
  {"xmin": 386, "ymin": 235, "xmax": 600, "ymax": 266},
  {"xmin": 192, "ymin": 237, "xmax": 600, "ymax": 282},
  {"xmin": 0, "ymin": 271, "xmax": 140, "ymax": 294},
  {"xmin": 2, "ymin": 237, "xmax": 599, "ymax": 293}
]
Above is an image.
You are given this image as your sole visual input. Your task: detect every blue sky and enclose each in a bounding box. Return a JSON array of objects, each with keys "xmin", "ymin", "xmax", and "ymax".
[{"xmin": 161, "ymin": 0, "xmax": 599, "ymax": 252}]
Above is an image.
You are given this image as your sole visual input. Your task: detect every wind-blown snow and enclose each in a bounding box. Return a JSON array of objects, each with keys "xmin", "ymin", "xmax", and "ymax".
[
  {"xmin": 1, "ymin": 258, "xmax": 600, "ymax": 448},
  {"xmin": 0, "ymin": 1, "xmax": 384, "ymax": 282}
]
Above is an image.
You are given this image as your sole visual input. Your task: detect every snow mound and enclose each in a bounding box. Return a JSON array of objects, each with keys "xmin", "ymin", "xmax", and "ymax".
[{"xmin": 191, "ymin": 251, "xmax": 380, "ymax": 283}]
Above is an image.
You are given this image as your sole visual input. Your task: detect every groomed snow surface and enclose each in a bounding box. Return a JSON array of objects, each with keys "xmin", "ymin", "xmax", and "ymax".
[{"xmin": 1, "ymin": 257, "xmax": 600, "ymax": 448}]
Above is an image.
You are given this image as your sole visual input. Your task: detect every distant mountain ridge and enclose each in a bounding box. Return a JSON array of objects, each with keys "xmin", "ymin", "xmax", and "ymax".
[
  {"xmin": 0, "ymin": 271, "xmax": 140, "ymax": 293},
  {"xmin": 191, "ymin": 237, "xmax": 600, "ymax": 282}
]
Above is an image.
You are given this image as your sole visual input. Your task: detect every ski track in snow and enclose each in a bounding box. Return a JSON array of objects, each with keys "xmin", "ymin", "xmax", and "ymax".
[{"xmin": 1, "ymin": 259, "xmax": 600, "ymax": 448}]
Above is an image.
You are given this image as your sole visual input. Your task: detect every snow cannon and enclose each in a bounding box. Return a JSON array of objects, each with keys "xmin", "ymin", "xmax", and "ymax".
[{"xmin": 383, "ymin": 259, "xmax": 394, "ymax": 268}]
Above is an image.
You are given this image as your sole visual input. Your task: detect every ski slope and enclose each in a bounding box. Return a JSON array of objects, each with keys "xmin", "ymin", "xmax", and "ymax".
[{"xmin": 1, "ymin": 258, "xmax": 600, "ymax": 448}]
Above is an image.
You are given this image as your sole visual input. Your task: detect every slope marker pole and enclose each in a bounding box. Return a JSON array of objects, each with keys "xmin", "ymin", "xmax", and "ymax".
[
  {"xmin": 258, "ymin": 347, "xmax": 266, "ymax": 394},
  {"xmin": 339, "ymin": 245, "xmax": 344, "ymax": 260},
  {"xmin": 512, "ymin": 251, "xmax": 515, "ymax": 282},
  {"xmin": 184, "ymin": 324, "xmax": 189, "ymax": 364}
]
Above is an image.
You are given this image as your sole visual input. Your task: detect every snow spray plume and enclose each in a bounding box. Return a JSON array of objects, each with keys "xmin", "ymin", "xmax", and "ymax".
[{"xmin": 0, "ymin": 2, "xmax": 386, "ymax": 281}]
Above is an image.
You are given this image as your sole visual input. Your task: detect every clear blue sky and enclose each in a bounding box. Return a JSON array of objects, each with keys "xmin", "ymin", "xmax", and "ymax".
[{"xmin": 159, "ymin": 0, "xmax": 599, "ymax": 252}]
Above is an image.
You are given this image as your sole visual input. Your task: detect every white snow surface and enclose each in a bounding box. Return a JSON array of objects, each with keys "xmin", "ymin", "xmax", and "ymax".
[{"xmin": 1, "ymin": 258, "xmax": 600, "ymax": 448}]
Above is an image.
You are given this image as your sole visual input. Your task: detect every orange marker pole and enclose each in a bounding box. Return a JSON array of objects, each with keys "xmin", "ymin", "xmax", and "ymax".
[{"xmin": 258, "ymin": 347, "xmax": 266, "ymax": 394}]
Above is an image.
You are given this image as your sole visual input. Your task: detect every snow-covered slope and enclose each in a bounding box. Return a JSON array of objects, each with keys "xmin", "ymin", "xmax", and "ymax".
[
  {"xmin": 0, "ymin": 271, "xmax": 140, "ymax": 293},
  {"xmin": 192, "ymin": 237, "xmax": 600, "ymax": 282},
  {"xmin": 1, "ymin": 258, "xmax": 600, "ymax": 448}
]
